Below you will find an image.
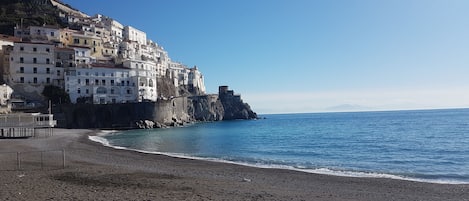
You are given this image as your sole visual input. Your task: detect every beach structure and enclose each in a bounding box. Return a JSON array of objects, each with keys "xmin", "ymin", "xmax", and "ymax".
[{"xmin": 0, "ymin": 113, "xmax": 56, "ymax": 138}]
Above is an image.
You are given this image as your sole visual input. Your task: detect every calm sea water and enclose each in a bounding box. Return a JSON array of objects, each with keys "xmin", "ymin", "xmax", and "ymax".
[{"xmin": 92, "ymin": 108, "xmax": 469, "ymax": 184}]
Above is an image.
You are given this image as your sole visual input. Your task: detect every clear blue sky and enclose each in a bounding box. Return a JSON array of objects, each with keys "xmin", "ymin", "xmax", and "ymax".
[{"xmin": 63, "ymin": 0, "xmax": 469, "ymax": 114}]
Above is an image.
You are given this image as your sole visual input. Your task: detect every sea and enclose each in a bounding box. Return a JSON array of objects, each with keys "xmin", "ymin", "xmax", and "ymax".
[{"xmin": 90, "ymin": 108, "xmax": 469, "ymax": 184}]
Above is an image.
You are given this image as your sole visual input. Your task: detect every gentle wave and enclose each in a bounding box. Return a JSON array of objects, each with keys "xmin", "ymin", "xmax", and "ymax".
[{"xmin": 87, "ymin": 134, "xmax": 469, "ymax": 185}]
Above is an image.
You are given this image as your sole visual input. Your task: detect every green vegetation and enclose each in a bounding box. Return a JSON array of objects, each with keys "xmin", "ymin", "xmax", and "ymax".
[
  {"xmin": 42, "ymin": 85, "xmax": 71, "ymax": 104},
  {"xmin": 0, "ymin": 0, "xmax": 67, "ymax": 35}
]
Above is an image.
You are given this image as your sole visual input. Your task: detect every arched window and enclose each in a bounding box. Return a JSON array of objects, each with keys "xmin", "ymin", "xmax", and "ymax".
[{"xmin": 149, "ymin": 79, "xmax": 154, "ymax": 87}]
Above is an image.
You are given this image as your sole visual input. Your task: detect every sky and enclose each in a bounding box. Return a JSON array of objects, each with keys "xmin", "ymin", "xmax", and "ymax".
[{"xmin": 63, "ymin": 0, "xmax": 469, "ymax": 114}]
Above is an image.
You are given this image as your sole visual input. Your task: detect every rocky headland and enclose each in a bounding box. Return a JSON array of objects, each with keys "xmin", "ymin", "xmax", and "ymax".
[{"xmin": 56, "ymin": 86, "xmax": 257, "ymax": 129}]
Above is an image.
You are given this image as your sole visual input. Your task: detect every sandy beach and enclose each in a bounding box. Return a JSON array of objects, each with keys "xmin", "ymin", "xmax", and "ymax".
[{"xmin": 0, "ymin": 128, "xmax": 468, "ymax": 201}]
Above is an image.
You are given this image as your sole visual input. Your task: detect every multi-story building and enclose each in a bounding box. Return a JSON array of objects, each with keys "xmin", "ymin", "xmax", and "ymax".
[
  {"xmin": 70, "ymin": 32, "xmax": 103, "ymax": 58},
  {"xmin": 101, "ymin": 15, "xmax": 124, "ymax": 43},
  {"xmin": 122, "ymin": 59, "xmax": 157, "ymax": 101},
  {"xmin": 9, "ymin": 41, "xmax": 57, "ymax": 88},
  {"xmin": 70, "ymin": 45, "xmax": 94, "ymax": 68},
  {"xmin": 123, "ymin": 26, "xmax": 147, "ymax": 45},
  {"xmin": 0, "ymin": 34, "xmax": 21, "ymax": 83},
  {"xmin": 188, "ymin": 66, "xmax": 206, "ymax": 94},
  {"xmin": 55, "ymin": 47, "xmax": 75, "ymax": 86},
  {"xmin": 65, "ymin": 62, "xmax": 157, "ymax": 104},
  {"xmin": 15, "ymin": 25, "xmax": 61, "ymax": 42}
]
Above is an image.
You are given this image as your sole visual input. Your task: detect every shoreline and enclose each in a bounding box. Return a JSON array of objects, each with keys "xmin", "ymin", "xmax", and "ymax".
[
  {"xmin": 90, "ymin": 129, "xmax": 469, "ymax": 185},
  {"xmin": 1, "ymin": 128, "xmax": 468, "ymax": 201}
]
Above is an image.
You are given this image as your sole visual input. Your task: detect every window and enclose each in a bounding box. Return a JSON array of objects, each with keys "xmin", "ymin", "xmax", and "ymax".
[
  {"xmin": 102, "ymin": 80, "xmax": 106, "ymax": 85},
  {"xmin": 33, "ymin": 47, "xmax": 37, "ymax": 52},
  {"xmin": 46, "ymin": 78, "xmax": 50, "ymax": 84},
  {"xmin": 20, "ymin": 67, "xmax": 24, "ymax": 73},
  {"xmin": 121, "ymin": 81, "xmax": 124, "ymax": 86},
  {"xmin": 85, "ymin": 72, "xmax": 89, "ymax": 76},
  {"xmin": 97, "ymin": 87, "xmax": 107, "ymax": 94},
  {"xmin": 33, "ymin": 67, "xmax": 37, "ymax": 74},
  {"xmin": 46, "ymin": 58, "xmax": 50, "ymax": 64},
  {"xmin": 46, "ymin": 48, "xmax": 50, "ymax": 52},
  {"xmin": 85, "ymin": 79, "xmax": 89, "ymax": 85},
  {"xmin": 86, "ymin": 89, "xmax": 89, "ymax": 94},
  {"xmin": 77, "ymin": 79, "xmax": 81, "ymax": 84},
  {"xmin": 20, "ymin": 57, "xmax": 24, "ymax": 63},
  {"xmin": 95, "ymin": 72, "xmax": 98, "ymax": 76},
  {"xmin": 69, "ymin": 62, "xmax": 73, "ymax": 67},
  {"xmin": 20, "ymin": 47, "xmax": 24, "ymax": 51},
  {"xmin": 127, "ymin": 89, "xmax": 132, "ymax": 94},
  {"xmin": 20, "ymin": 77, "xmax": 24, "ymax": 83},
  {"xmin": 33, "ymin": 77, "xmax": 37, "ymax": 83},
  {"xmin": 95, "ymin": 79, "xmax": 99, "ymax": 85},
  {"xmin": 84, "ymin": 40, "xmax": 88, "ymax": 45},
  {"xmin": 110, "ymin": 80, "xmax": 114, "ymax": 86},
  {"xmin": 77, "ymin": 88, "xmax": 81, "ymax": 94},
  {"xmin": 57, "ymin": 70, "xmax": 60, "ymax": 76},
  {"xmin": 126, "ymin": 81, "xmax": 129, "ymax": 86},
  {"xmin": 110, "ymin": 89, "xmax": 114, "ymax": 94},
  {"xmin": 50, "ymin": 32, "xmax": 54, "ymax": 36},
  {"xmin": 33, "ymin": 58, "xmax": 37, "ymax": 63},
  {"xmin": 102, "ymin": 72, "xmax": 105, "ymax": 76},
  {"xmin": 46, "ymin": 68, "xmax": 50, "ymax": 74},
  {"xmin": 69, "ymin": 54, "xmax": 73, "ymax": 59},
  {"xmin": 73, "ymin": 39, "xmax": 79, "ymax": 44},
  {"xmin": 77, "ymin": 72, "xmax": 81, "ymax": 76}
]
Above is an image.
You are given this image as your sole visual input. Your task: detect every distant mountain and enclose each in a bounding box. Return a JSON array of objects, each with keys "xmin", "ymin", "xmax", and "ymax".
[{"xmin": 0, "ymin": 0, "xmax": 67, "ymax": 35}]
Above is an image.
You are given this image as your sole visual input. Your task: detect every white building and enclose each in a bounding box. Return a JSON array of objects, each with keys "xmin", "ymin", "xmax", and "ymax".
[
  {"xmin": 15, "ymin": 25, "xmax": 61, "ymax": 42},
  {"xmin": 122, "ymin": 59, "xmax": 157, "ymax": 101},
  {"xmin": 70, "ymin": 45, "xmax": 94, "ymax": 68},
  {"xmin": 66, "ymin": 63, "xmax": 135, "ymax": 104},
  {"xmin": 123, "ymin": 26, "xmax": 147, "ymax": 45},
  {"xmin": 9, "ymin": 42, "xmax": 59, "ymax": 90},
  {"xmin": 188, "ymin": 66, "xmax": 206, "ymax": 94},
  {"xmin": 101, "ymin": 16, "xmax": 124, "ymax": 43},
  {"xmin": 169, "ymin": 61, "xmax": 189, "ymax": 87},
  {"xmin": 66, "ymin": 60, "xmax": 157, "ymax": 104}
]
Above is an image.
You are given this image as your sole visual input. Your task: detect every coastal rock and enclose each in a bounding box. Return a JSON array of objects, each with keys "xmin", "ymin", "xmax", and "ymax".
[
  {"xmin": 135, "ymin": 120, "xmax": 155, "ymax": 129},
  {"xmin": 188, "ymin": 95, "xmax": 224, "ymax": 121},
  {"xmin": 218, "ymin": 86, "xmax": 257, "ymax": 120},
  {"xmin": 56, "ymin": 87, "xmax": 257, "ymax": 129}
]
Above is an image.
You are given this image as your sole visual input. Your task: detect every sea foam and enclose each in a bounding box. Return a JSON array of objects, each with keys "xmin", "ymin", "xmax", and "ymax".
[{"xmin": 87, "ymin": 132, "xmax": 468, "ymax": 185}]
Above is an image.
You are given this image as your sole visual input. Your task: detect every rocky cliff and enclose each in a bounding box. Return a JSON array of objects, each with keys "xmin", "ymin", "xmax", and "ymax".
[{"xmin": 55, "ymin": 86, "xmax": 257, "ymax": 129}]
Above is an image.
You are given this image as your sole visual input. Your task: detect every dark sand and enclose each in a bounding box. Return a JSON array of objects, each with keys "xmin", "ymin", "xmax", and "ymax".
[{"xmin": 0, "ymin": 128, "xmax": 468, "ymax": 201}]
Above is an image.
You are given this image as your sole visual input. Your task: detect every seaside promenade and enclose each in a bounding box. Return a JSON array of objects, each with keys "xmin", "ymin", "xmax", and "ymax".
[{"xmin": 0, "ymin": 128, "xmax": 467, "ymax": 200}]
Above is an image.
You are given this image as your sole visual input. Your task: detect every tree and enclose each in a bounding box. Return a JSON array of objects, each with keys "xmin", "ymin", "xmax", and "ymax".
[{"xmin": 42, "ymin": 85, "xmax": 71, "ymax": 104}]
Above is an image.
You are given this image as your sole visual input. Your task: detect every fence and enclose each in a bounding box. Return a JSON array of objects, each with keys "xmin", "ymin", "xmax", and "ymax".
[{"xmin": 0, "ymin": 149, "xmax": 65, "ymax": 171}]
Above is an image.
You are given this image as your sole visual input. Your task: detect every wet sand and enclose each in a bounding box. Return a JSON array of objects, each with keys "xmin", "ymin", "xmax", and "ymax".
[{"xmin": 0, "ymin": 128, "xmax": 468, "ymax": 201}]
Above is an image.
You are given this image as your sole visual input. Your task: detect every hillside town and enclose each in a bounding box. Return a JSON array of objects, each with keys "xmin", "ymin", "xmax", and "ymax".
[{"xmin": 0, "ymin": 0, "xmax": 206, "ymax": 112}]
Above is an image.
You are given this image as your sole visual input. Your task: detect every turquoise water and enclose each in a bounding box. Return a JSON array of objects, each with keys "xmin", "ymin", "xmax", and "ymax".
[{"xmin": 93, "ymin": 108, "xmax": 469, "ymax": 184}]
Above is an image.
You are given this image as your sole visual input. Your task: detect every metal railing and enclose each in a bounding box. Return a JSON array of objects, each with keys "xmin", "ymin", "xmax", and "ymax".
[{"xmin": 0, "ymin": 149, "xmax": 65, "ymax": 171}]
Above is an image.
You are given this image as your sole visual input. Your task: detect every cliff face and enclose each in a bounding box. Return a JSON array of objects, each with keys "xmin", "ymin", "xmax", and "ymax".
[
  {"xmin": 56, "ymin": 87, "xmax": 257, "ymax": 129},
  {"xmin": 218, "ymin": 86, "xmax": 257, "ymax": 120},
  {"xmin": 188, "ymin": 95, "xmax": 224, "ymax": 122}
]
